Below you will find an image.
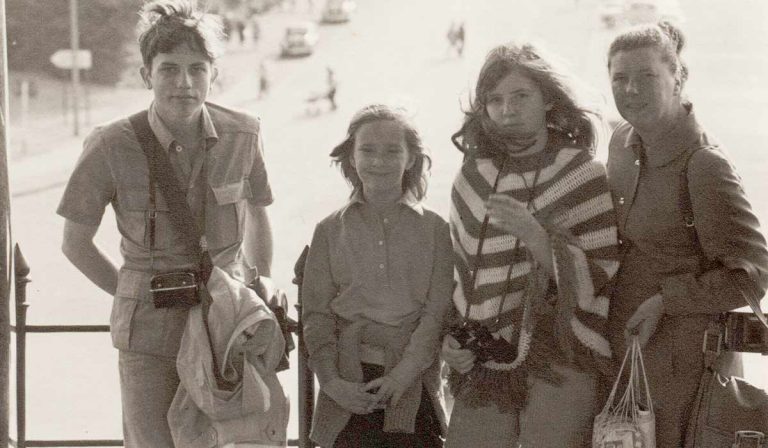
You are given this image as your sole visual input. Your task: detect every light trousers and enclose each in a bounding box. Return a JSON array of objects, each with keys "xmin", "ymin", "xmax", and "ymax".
[
  {"xmin": 119, "ymin": 350, "xmax": 179, "ymax": 448},
  {"xmin": 445, "ymin": 364, "xmax": 598, "ymax": 448}
]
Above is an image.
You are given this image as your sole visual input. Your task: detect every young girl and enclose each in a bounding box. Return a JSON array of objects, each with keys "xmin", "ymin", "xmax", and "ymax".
[
  {"xmin": 442, "ymin": 42, "xmax": 620, "ymax": 447},
  {"xmin": 301, "ymin": 104, "xmax": 453, "ymax": 448}
]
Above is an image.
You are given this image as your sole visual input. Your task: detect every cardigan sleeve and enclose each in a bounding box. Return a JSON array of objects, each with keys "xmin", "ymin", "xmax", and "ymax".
[
  {"xmin": 662, "ymin": 148, "xmax": 768, "ymax": 315},
  {"xmin": 388, "ymin": 217, "xmax": 454, "ymax": 388},
  {"xmin": 301, "ymin": 222, "xmax": 341, "ymax": 386}
]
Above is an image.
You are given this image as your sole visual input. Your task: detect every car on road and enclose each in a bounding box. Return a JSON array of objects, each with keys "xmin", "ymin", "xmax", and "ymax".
[
  {"xmin": 624, "ymin": 0, "xmax": 683, "ymax": 25},
  {"xmin": 321, "ymin": 0, "xmax": 356, "ymax": 24},
  {"xmin": 280, "ymin": 22, "xmax": 320, "ymax": 57},
  {"xmin": 597, "ymin": 0, "xmax": 683, "ymax": 30},
  {"xmin": 597, "ymin": 0, "xmax": 624, "ymax": 29}
]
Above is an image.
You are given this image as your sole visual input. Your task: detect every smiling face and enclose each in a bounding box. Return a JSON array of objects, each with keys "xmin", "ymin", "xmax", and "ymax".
[
  {"xmin": 609, "ymin": 47, "xmax": 681, "ymax": 131},
  {"xmin": 484, "ymin": 69, "xmax": 551, "ymax": 139},
  {"xmin": 350, "ymin": 120, "xmax": 415, "ymax": 201},
  {"xmin": 140, "ymin": 43, "xmax": 218, "ymax": 123}
]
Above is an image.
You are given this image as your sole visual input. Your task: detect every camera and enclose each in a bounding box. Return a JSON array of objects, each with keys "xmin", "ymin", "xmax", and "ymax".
[
  {"xmin": 723, "ymin": 311, "xmax": 768, "ymax": 354},
  {"xmin": 448, "ymin": 320, "xmax": 518, "ymax": 363},
  {"xmin": 150, "ymin": 271, "xmax": 200, "ymax": 308}
]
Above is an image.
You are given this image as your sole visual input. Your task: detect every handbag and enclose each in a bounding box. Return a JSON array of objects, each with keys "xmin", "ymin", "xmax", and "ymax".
[
  {"xmin": 684, "ymin": 318, "xmax": 768, "ymax": 448},
  {"xmin": 593, "ymin": 336, "xmax": 655, "ymax": 448}
]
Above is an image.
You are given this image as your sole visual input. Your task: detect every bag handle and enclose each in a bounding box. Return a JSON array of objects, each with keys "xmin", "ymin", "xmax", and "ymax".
[{"xmin": 601, "ymin": 337, "xmax": 654, "ymax": 422}]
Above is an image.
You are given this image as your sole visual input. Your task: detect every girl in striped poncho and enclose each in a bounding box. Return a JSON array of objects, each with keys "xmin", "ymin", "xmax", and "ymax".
[{"xmin": 442, "ymin": 42, "xmax": 620, "ymax": 448}]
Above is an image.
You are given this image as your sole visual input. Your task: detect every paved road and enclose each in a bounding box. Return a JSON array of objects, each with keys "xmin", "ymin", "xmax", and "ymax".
[{"xmin": 7, "ymin": 0, "xmax": 768, "ymax": 442}]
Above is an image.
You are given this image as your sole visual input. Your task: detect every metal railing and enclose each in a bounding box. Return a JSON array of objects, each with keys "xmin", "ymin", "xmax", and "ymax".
[{"xmin": 9, "ymin": 244, "xmax": 316, "ymax": 448}]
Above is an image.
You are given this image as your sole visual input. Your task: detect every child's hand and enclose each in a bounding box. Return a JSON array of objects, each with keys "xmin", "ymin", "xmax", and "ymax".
[
  {"xmin": 442, "ymin": 334, "xmax": 476, "ymax": 374},
  {"xmin": 486, "ymin": 194, "xmax": 540, "ymax": 240},
  {"xmin": 325, "ymin": 378, "xmax": 380, "ymax": 414},
  {"xmin": 363, "ymin": 375, "xmax": 408, "ymax": 407}
]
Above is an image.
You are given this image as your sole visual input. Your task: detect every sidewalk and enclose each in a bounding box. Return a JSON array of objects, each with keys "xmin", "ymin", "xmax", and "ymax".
[{"xmin": 7, "ymin": 6, "xmax": 314, "ymax": 198}]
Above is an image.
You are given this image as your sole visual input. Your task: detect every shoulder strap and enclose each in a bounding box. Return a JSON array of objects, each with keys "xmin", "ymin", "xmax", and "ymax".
[
  {"xmin": 682, "ymin": 146, "xmax": 768, "ymax": 341},
  {"xmin": 678, "ymin": 146, "xmax": 705, "ymax": 249},
  {"xmin": 128, "ymin": 111, "xmax": 213, "ymax": 284},
  {"xmin": 129, "ymin": 111, "xmax": 229, "ymax": 386}
]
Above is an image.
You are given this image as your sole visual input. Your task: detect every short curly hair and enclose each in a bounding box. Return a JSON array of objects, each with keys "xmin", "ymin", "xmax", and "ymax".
[
  {"xmin": 137, "ymin": 0, "xmax": 225, "ymax": 68},
  {"xmin": 329, "ymin": 104, "xmax": 432, "ymax": 200}
]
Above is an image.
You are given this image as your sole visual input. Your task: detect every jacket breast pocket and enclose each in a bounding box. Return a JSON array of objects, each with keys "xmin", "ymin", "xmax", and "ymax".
[
  {"xmin": 118, "ymin": 188, "xmax": 172, "ymax": 250},
  {"xmin": 207, "ymin": 179, "xmax": 253, "ymax": 250}
]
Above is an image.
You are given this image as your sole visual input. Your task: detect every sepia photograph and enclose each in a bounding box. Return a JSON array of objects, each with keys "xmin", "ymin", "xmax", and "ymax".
[{"xmin": 0, "ymin": 0, "xmax": 766, "ymax": 446}]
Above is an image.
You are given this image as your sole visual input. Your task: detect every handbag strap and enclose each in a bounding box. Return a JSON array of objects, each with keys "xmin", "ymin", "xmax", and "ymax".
[
  {"xmin": 129, "ymin": 110, "xmax": 226, "ymax": 386},
  {"xmin": 680, "ymin": 146, "xmax": 768, "ymax": 337}
]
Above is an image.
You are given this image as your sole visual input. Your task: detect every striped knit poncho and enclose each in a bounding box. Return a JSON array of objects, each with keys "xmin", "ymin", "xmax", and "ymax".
[{"xmin": 449, "ymin": 136, "xmax": 619, "ymax": 412}]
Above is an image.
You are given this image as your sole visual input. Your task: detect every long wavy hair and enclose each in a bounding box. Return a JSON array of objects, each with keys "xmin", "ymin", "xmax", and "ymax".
[
  {"xmin": 452, "ymin": 41, "xmax": 603, "ymax": 157},
  {"xmin": 330, "ymin": 104, "xmax": 432, "ymax": 201},
  {"xmin": 137, "ymin": 0, "xmax": 225, "ymax": 68}
]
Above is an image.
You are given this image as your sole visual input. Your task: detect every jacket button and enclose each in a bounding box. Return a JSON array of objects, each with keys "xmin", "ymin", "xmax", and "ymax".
[
  {"xmin": 618, "ymin": 197, "xmax": 625, "ymax": 205},
  {"xmin": 634, "ymin": 159, "xmax": 640, "ymax": 166}
]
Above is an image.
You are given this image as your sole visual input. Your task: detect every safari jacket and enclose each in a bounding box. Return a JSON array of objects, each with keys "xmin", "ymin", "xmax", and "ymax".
[
  {"xmin": 57, "ymin": 102, "xmax": 273, "ymax": 357},
  {"xmin": 168, "ymin": 265, "xmax": 288, "ymax": 447}
]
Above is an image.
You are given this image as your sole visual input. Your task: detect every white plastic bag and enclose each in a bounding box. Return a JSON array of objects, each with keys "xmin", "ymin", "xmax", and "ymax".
[{"xmin": 593, "ymin": 337, "xmax": 655, "ymax": 448}]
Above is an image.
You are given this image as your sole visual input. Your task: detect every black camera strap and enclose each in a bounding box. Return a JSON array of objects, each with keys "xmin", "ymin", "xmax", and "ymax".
[
  {"xmin": 129, "ymin": 110, "xmax": 224, "ymax": 384},
  {"xmin": 463, "ymin": 155, "xmax": 543, "ymax": 328}
]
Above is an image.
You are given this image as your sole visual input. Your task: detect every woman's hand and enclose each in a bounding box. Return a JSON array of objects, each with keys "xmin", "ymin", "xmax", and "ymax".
[
  {"xmin": 442, "ymin": 334, "xmax": 476, "ymax": 374},
  {"xmin": 363, "ymin": 375, "xmax": 408, "ymax": 408},
  {"xmin": 625, "ymin": 293, "xmax": 665, "ymax": 347},
  {"xmin": 486, "ymin": 194, "xmax": 541, "ymax": 241},
  {"xmin": 324, "ymin": 378, "xmax": 380, "ymax": 414}
]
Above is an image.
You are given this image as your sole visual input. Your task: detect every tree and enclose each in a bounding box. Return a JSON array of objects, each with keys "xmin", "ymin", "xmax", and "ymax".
[{"xmin": 6, "ymin": 0, "xmax": 142, "ymax": 85}]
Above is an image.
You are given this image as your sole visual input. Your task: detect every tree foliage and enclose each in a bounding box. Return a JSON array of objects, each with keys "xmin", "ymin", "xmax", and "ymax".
[{"xmin": 6, "ymin": 0, "xmax": 143, "ymax": 85}]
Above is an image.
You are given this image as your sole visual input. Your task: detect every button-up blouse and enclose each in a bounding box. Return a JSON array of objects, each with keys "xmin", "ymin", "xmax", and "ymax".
[
  {"xmin": 301, "ymin": 191, "xmax": 454, "ymax": 389},
  {"xmin": 606, "ymin": 107, "xmax": 768, "ymax": 329}
]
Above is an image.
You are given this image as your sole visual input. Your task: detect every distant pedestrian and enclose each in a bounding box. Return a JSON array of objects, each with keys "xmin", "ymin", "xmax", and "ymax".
[
  {"xmin": 446, "ymin": 22, "xmax": 457, "ymax": 55},
  {"xmin": 454, "ymin": 22, "xmax": 465, "ymax": 56},
  {"xmin": 258, "ymin": 61, "xmax": 269, "ymax": 99},
  {"xmin": 446, "ymin": 21, "xmax": 465, "ymax": 57},
  {"xmin": 326, "ymin": 66, "xmax": 338, "ymax": 110}
]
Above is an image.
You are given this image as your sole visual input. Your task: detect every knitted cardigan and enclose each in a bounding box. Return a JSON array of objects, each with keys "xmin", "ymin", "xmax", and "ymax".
[{"xmin": 449, "ymin": 137, "xmax": 620, "ymax": 411}]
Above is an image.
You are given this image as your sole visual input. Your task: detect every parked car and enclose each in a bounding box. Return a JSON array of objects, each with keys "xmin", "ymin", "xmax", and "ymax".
[
  {"xmin": 280, "ymin": 22, "xmax": 319, "ymax": 57},
  {"xmin": 624, "ymin": 0, "xmax": 683, "ymax": 25},
  {"xmin": 321, "ymin": 0, "xmax": 356, "ymax": 24},
  {"xmin": 597, "ymin": 0, "xmax": 624, "ymax": 29},
  {"xmin": 597, "ymin": 0, "xmax": 683, "ymax": 30}
]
